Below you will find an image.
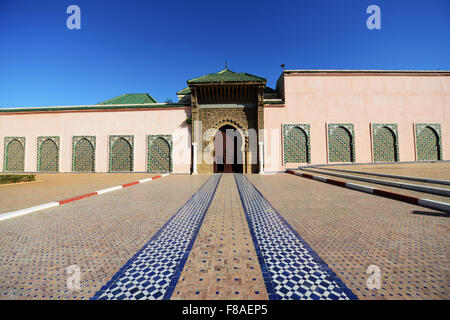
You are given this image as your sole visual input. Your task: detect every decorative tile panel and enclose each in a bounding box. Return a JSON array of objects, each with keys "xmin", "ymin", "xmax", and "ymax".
[
  {"xmin": 109, "ymin": 135, "xmax": 134, "ymax": 172},
  {"xmin": 37, "ymin": 136, "xmax": 60, "ymax": 172},
  {"xmin": 4, "ymin": 137, "xmax": 26, "ymax": 172},
  {"xmin": 72, "ymin": 136, "xmax": 96, "ymax": 172},
  {"xmin": 234, "ymin": 174, "xmax": 357, "ymax": 300},
  {"xmin": 147, "ymin": 135, "xmax": 173, "ymax": 173},
  {"xmin": 327, "ymin": 124, "xmax": 355, "ymax": 163},
  {"xmin": 283, "ymin": 124, "xmax": 310, "ymax": 164},
  {"xmin": 415, "ymin": 123, "xmax": 442, "ymax": 161},
  {"xmin": 372, "ymin": 124, "xmax": 399, "ymax": 162}
]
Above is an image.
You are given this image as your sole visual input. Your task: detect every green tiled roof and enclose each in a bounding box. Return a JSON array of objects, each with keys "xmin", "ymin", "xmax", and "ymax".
[
  {"xmin": 187, "ymin": 69, "xmax": 266, "ymax": 84},
  {"xmin": 98, "ymin": 93, "xmax": 157, "ymax": 105},
  {"xmin": 177, "ymin": 87, "xmax": 191, "ymax": 95}
]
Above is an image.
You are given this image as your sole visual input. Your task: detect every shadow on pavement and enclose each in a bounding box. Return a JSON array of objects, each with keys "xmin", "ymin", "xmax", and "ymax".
[{"xmin": 411, "ymin": 210, "xmax": 449, "ymax": 218}]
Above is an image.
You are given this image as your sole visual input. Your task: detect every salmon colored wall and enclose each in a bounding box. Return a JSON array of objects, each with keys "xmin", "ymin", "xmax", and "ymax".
[
  {"xmin": 264, "ymin": 73, "xmax": 450, "ymax": 172},
  {"xmin": 0, "ymin": 108, "xmax": 192, "ymax": 173},
  {"xmin": 1, "ymin": 73, "xmax": 449, "ymax": 174}
]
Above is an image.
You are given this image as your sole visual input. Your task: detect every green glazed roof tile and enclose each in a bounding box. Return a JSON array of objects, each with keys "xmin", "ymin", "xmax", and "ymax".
[
  {"xmin": 176, "ymin": 87, "xmax": 191, "ymax": 95},
  {"xmin": 187, "ymin": 69, "xmax": 266, "ymax": 84},
  {"xmin": 98, "ymin": 93, "xmax": 157, "ymax": 105}
]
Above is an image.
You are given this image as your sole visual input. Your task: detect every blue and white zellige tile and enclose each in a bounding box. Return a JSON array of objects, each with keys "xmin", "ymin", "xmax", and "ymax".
[
  {"xmin": 91, "ymin": 174, "xmax": 221, "ymax": 300},
  {"xmin": 234, "ymin": 174, "xmax": 357, "ymax": 300}
]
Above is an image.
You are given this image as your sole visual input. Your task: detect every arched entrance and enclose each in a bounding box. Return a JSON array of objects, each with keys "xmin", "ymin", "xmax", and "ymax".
[{"xmin": 213, "ymin": 125, "xmax": 243, "ymax": 173}]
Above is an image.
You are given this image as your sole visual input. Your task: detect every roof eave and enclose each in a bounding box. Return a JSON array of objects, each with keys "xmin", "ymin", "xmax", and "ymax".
[
  {"xmin": 283, "ymin": 69, "xmax": 450, "ymax": 75},
  {"xmin": 0, "ymin": 103, "xmax": 190, "ymax": 113}
]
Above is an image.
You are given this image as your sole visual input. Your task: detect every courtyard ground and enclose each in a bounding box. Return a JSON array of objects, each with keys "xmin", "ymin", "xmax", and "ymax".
[
  {"xmin": 0, "ymin": 166, "xmax": 448, "ymax": 300},
  {"xmin": 0, "ymin": 175, "xmax": 209, "ymax": 299},
  {"xmin": 0, "ymin": 173, "xmax": 157, "ymax": 213},
  {"xmin": 247, "ymin": 173, "xmax": 449, "ymax": 300}
]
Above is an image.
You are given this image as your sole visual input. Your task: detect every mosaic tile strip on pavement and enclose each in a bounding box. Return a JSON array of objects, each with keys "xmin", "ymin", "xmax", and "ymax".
[
  {"xmin": 172, "ymin": 174, "xmax": 268, "ymax": 300},
  {"xmin": 234, "ymin": 174, "xmax": 358, "ymax": 300},
  {"xmin": 91, "ymin": 174, "xmax": 222, "ymax": 300}
]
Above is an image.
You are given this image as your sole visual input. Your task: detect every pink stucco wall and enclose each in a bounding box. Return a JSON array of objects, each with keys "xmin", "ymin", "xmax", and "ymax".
[
  {"xmin": 2, "ymin": 72, "xmax": 449, "ymax": 174},
  {"xmin": 264, "ymin": 72, "xmax": 450, "ymax": 172},
  {"xmin": 0, "ymin": 107, "xmax": 192, "ymax": 173}
]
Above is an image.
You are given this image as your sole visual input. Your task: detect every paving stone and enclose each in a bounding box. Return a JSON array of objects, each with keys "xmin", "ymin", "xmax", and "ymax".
[
  {"xmin": 235, "ymin": 174, "xmax": 356, "ymax": 300},
  {"xmin": 0, "ymin": 175, "xmax": 209, "ymax": 300},
  {"xmin": 1, "ymin": 169, "xmax": 448, "ymax": 300},
  {"xmin": 92, "ymin": 175, "xmax": 221, "ymax": 300},
  {"xmin": 0, "ymin": 173, "xmax": 158, "ymax": 213},
  {"xmin": 247, "ymin": 173, "xmax": 450, "ymax": 300},
  {"xmin": 172, "ymin": 174, "xmax": 268, "ymax": 300}
]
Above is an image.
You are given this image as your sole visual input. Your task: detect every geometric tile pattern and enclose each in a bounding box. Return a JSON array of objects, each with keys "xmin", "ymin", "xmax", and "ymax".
[
  {"xmin": 72, "ymin": 136, "xmax": 96, "ymax": 172},
  {"xmin": 415, "ymin": 123, "xmax": 442, "ymax": 161},
  {"xmin": 109, "ymin": 135, "xmax": 134, "ymax": 172},
  {"xmin": 170, "ymin": 174, "xmax": 268, "ymax": 300},
  {"xmin": 283, "ymin": 124, "xmax": 310, "ymax": 164},
  {"xmin": 147, "ymin": 135, "xmax": 172, "ymax": 173},
  {"xmin": 3, "ymin": 137, "xmax": 26, "ymax": 172},
  {"xmin": 372, "ymin": 123, "xmax": 399, "ymax": 162},
  {"xmin": 91, "ymin": 174, "xmax": 222, "ymax": 300},
  {"xmin": 37, "ymin": 136, "xmax": 60, "ymax": 172},
  {"xmin": 328, "ymin": 123, "xmax": 355, "ymax": 163},
  {"xmin": 234, "ymin": 174, "xmax": 357, "ymax": 300}
]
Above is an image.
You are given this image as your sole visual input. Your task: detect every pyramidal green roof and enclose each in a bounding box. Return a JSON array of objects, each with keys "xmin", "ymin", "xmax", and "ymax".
[
  {"xmin": 187, "ymin": 69, "xmax": 266, "ymax": 84},
  {"xmin": 98, "ymin": 93, "xmax": 157, "ymax": 105}
]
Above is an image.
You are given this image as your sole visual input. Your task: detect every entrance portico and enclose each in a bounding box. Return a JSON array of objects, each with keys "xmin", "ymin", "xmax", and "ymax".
[{"xmin": 185, "ymin": 68, "xmax": 266, "ymax": 174}]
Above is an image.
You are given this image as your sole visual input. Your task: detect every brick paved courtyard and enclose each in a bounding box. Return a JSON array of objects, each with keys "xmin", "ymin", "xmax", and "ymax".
[
  {"xmin": 0, "ymin": 173, "xmax": 158, "ymax": 213},
  {"xmin": 0, "ymin": 171, "xmax": 448, "ymax": 300}
]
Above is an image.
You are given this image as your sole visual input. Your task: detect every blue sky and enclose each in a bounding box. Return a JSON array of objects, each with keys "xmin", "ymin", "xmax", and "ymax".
[{"xmin": 0, "ymin": 0, "xmax": 449, "ymax": 108}]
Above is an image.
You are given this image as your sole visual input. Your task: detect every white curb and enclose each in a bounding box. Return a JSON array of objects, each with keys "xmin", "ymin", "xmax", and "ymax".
[{"xmin": 0, "ymin": 202, "xmax": 59, "ymax": 222}]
